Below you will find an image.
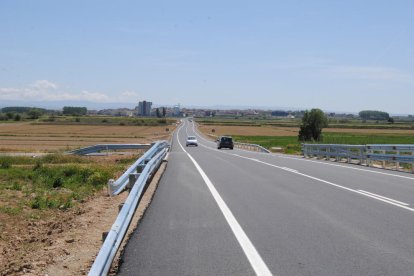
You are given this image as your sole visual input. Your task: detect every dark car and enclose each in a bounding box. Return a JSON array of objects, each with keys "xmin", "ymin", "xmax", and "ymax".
[{"xmin": 217, "ymin": 136, "xmax": 234, "ymax": 149}]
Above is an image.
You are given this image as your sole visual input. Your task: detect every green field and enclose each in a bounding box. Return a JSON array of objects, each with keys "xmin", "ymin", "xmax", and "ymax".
[{"xmin": 232, "ymin": 133, "xmax": 414, "ymax": 154}]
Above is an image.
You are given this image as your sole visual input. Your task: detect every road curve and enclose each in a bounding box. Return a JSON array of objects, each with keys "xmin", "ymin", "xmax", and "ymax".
[{"xmin": 119, "ymin": 119, "xmax": 414, "ymax": 276}]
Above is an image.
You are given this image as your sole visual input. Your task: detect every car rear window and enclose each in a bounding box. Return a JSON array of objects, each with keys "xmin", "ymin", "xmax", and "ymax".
[{"xmin": 221, "ymin": 137, "xmax": 232, "ymax": 142}]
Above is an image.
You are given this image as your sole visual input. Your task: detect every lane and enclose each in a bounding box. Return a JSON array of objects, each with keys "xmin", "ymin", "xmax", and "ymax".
[
  {"xmin": 189, "ymin": 121, "xmax": 414, "ymax": 206},
  {"xmin": 182, "ymin": 119, "xmax": 414, "ymax": 275},
  {"xmin": 119, "ymin": 126, "xmax": 255, "ymax": 275}
]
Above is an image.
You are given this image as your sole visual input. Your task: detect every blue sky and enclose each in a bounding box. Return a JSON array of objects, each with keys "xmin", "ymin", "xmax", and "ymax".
[{"xmin": 1, "ymin": 0, "xmax": 413, "ymax": 113}]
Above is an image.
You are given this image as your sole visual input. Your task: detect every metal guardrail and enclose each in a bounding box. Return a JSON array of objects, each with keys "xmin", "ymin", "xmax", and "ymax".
[
  {"xmin": 69, "ymin": 144, "xmax": 151, "ymax": 155},
  {"xmin": 234, "ymin": 142, "xmax": 270, "ymax": 153},
  {"xmin": 206, "ymin": 134, "xmax": 270, "ymax": 153},
  {"xmin": 89, "ymin": 141, "xmax": 169, "ymax": 276},
  {"xmin": 302, "ymin": 144, "xmax": 414, "ymax": 173},
  {"xmin": 108, "ymin": 141, "xmax": 169, "ymax": 196}
]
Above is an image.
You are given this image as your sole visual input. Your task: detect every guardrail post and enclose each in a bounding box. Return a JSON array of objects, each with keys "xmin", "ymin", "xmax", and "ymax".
[
  {"xmin": 382, "ymin": 150, "xmax": 386, "ymax": 168},
  {"xmin": 127, "ymin": 173, "xmax": 140, "ymax": 189},
  {"xmin": 107, "ymin": 179, "xmax": 114, "ymax": 196},
  {"xmin": 396, "ymin": 150, "xmax": 400, "ymax": 171},
  {"xmin": 412, "ymin": 151, "xmax": 414, "ymax": 173}
]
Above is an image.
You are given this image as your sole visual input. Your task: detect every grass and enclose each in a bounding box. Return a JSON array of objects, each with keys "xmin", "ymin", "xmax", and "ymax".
[
  {"xmin": 0, "ymin": 154, "xmax": 137, "ymax": 212},
  {"xmin": 232, "ymin": 132, "xmax": 414, "ymax": 154}
]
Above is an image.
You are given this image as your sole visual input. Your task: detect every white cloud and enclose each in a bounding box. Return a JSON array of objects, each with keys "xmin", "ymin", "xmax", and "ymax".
[
  {"xmin": 31, "ymin": 80, "xmax": 58, "ymax": 90},
  {"xmin": 0, "ymin": 80, "xmax": 138, "ymax": 103}
]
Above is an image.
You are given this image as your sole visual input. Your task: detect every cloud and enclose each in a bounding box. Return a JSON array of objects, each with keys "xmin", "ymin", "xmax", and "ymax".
[
  {"xmin": 31, "ymin": 80, "xmax": 58, "ymax": 90},
  {"xmin": 0, "ymin": 80, "xmax": 138, "ymax": 103}
]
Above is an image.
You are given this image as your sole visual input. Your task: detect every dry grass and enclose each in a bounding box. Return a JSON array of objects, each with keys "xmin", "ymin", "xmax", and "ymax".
[{"xmin": 0, "ymin": 122, "xmax": 176, "ymax": 152}]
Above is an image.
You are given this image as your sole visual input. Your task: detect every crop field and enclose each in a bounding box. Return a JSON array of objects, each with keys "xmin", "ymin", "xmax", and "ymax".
[
  {"xmin": 0, "ymin": 122, "xmax": 177, "ymax": 152},
  {"xmin": 198, "ymin": 124, "xmax": 414, "ymax": 154}
]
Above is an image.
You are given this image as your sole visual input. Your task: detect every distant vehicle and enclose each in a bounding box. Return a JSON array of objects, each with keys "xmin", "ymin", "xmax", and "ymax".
[
  {"xmin": 186, "ymin": 136, "xmax": 198, "ymax": 147},
  {"xmin": 217, "ymin": 136, "xmax": 233, "ymax": 149}
]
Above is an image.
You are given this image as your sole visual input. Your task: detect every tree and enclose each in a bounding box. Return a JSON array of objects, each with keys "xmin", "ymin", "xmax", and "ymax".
[
  {"xmin": 63, "ymin": 106, "xmax": 87, "ymax": 116},
  {"xmin": 156, "ymin": 108, "xmax": 161, "ymax": 118},
  {"xmin": 28, "ymin": 109, "xmax": 42, "ymax": 119},
  {"xmin": 14, "ymin": 114, "xmax": 21, "ymax": 121},
  {"xmin": 298, "ymin": 109, "xmax": 328, "ymax": 142},
  {"xmin": 162, "ymin": 107, "xmax": 166, "ymax": 117},
  {"xmin": 359, "ymin": 110, "xmax": 389, "ymax": 121}
]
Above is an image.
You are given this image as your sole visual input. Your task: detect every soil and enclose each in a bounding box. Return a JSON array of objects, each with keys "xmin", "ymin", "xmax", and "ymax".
[{"xmin": 0, "ymin": 159, "xmax": 167, "ymax": 275}]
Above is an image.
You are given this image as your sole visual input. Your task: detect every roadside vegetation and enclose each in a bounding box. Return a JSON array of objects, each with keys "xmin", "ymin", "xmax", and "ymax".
[{"xmin": 0, "ymin": 154, "xmax": 136, "ymax": 217}]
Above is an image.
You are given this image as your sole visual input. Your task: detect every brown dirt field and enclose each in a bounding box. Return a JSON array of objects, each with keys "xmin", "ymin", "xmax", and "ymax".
[
  {"xmin": 198, "ymin": 124, "xmax": 414, "ymax": 136},
  {"xmin": 0, "ymin": 122, "xmax": 176, "ymax": 152}
]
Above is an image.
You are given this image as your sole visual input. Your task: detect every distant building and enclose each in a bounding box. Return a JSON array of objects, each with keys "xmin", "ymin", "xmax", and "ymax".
[
  {"xmin": 137, "ymin": 101, "xmax": 152, "ymax": 116},
  {"xmin": 173, "ymin": 104, "xmax": 181, "ymax": 117}
]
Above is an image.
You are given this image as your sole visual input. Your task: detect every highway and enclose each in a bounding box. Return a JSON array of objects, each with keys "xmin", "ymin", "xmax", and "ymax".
[{"xmin": 119, "ymin": 119, "xmax": 414, "ymax": 276}]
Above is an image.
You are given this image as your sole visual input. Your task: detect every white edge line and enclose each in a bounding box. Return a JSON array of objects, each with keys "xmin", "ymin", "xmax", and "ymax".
[{"xmin": 177, "ymin": 122, "xmax": 273, "ymax": 276}]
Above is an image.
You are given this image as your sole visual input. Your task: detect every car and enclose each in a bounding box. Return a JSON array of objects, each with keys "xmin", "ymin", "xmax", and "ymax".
[
  {"xmin": 186, "ymin": 136, "xmax": 198, "ymax": 147},
  {"xmin": 217, "ymin": 136, "xmax": 233, "ymax": 149}
]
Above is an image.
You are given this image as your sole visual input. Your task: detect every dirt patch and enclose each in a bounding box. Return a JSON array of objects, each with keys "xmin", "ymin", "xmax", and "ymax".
[
  {"xmin": 0, "ymin": 189, "xmax": 127, "ymax": 275},
  {"xmin": 0, "ymin": 160, "xmax": 167, "ymax": 275}
]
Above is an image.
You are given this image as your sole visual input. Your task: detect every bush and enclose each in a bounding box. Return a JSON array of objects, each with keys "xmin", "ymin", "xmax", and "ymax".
[
  {"xmin": 0, "ymin": 158, "xmax": 11, "ymax": 169},
  {"xmin": 53, "ymin": 177, "xmax": 64, "ymax": 188}
]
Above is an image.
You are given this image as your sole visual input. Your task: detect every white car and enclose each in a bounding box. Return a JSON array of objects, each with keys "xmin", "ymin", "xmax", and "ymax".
[{"xmin": 186, "ymin": 136, "xmax": 198, "ymax": 147}]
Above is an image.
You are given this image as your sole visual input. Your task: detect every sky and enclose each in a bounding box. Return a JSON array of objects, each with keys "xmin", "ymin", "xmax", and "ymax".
[{"xmin": 1, "ymin": 0, "xmax": 413, "ymax": 113}]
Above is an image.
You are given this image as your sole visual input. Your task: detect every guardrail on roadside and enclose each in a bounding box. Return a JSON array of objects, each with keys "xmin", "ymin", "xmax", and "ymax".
[
  {"xmin": 89, "ymin": 141, "xmax": 169, "ymax": 276},
  {"xmin": 69, "ymin": 144, "xmax": 151, "ymax": 155},
  {"xmin": 234, "ymin": 142, "xmax": 270, "ymax": 153},
  {"xmin": 302, "ymin": 144, "xmax": 414, "ymax": 173},
  {"xmin": 206, "ymin": 134, "xmax": 270, "ymax": 153}
]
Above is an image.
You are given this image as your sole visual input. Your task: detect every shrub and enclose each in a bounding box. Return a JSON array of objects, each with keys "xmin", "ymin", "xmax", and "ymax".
[{"xmin": 0, "ymin": 158, "xmax": 11, "ymax": 169}]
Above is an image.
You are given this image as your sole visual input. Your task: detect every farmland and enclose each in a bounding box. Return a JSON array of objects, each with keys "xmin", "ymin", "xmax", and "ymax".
[
  {"xmin": 0, "ymin": 121, "xmax": 177, "ymax": 152},
  {"xmin": 197, "ymin": 123, "xmax": 414, "ymax": 154},
  {"xmin": 0, "ymin": 117, "xmax": 177, "ymax": 274}
]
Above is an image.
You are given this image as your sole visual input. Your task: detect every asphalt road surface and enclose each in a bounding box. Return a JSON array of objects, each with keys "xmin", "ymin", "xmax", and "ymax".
[{"xmin": 119, "ymin": 119, "xmax": 414, "ymax": 276}]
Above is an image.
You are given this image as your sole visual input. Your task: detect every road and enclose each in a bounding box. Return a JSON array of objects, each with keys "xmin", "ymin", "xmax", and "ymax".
[{"xmin": 119, "ymin": 119, "xmax": 414, "ymax": 276}]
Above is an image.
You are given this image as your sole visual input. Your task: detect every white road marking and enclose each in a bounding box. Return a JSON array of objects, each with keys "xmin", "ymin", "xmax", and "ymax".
[
  {"xmin": 358, "ymin": 190, "xmax": 410, "ymax": 206},
  {"xmin": 187, "ymin": 120, "xmax": 414, "ymax": 213},
  {"xmin": 177, "ymin": 123, "xmax": 273, "ymax": 276},
  {"xmin": 189, "ymin": 120, "xmax": 414, "ymax": 181},
  {"xmin": 274, "ymin": 154, "xmax": 414, "ymax": 181}
]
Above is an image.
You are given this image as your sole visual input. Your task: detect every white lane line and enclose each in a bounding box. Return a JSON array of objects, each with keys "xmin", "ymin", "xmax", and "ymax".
[
  {"xmin": 281, "ymin": 167, "xmax": 299, "ymax": 173},
  {"xmin": 177, "ymin": 124, "xmax": 273, "ymax": 276},
  {"xmin": 273, "ymin": 154, "xmax": 414, "ymax": 181},
  {"xmin": 186, "ymin": 131, "xmax": 414, "ymax": 214},
  {"xmin": 358, "ymin": 190, "xmax": 410, "ymax": 206},
  {"xmin": 231, "ymin": 154, "xmax": 414, "ymax": 213},
  {"xmin": 189, "ymin": 119, "xmax": 414, "ymax": 181}
]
